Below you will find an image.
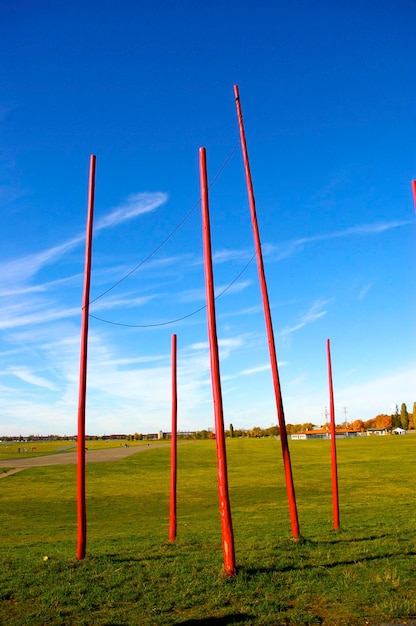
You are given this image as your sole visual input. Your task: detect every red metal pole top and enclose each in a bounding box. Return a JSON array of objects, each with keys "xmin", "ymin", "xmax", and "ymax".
[{"xmin": 412, "ymin": 180, "xmax": 416, "ymax": 212}]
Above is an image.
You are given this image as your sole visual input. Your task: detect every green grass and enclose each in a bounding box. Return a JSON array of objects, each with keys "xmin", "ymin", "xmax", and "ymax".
[
  {"xmin": 1, "ymin": 436, "xmax": 416, "ymax": 625},
  {"xmin": 0, "ymin": 438, "xmax": 153, "ymax": 461}
]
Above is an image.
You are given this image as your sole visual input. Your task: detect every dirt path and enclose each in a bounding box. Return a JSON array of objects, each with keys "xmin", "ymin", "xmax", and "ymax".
[{"xmin": 0, "ymin": 444, "xmax": 169, "ymax": 479}]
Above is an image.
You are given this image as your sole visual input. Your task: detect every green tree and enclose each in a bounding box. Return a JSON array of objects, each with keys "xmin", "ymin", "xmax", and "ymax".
[
  {"xmin": 229, "ymin": 423, "xmax": 234, "ymax": 438},
  {"xmin": 400, "ymin": 403, "xmax": 409, "ymax": 430},
  {"xmin": 391, "ymin": 405, "xmax": 401, "ymax": 429},
  {"xmin": 264, "ymin": 425, "xmax": 279, "ymax": 437},
  {"xmin": 411, "ymin": 402, "xmax": 416, "ymax": 429}
]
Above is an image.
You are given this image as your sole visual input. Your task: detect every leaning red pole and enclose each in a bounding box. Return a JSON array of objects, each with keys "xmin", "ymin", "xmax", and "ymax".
[
  {"xmin": 233, "ymin": 85, "xmax": 300, "ymax": 539},
  {"xmin": 199, "ymin": 147, "xmax": 236, "ymax": 576},
  {"xmin": 412, "ymin": 180, "xmax": 416, "ymax": 212},
  {"xmin": 327, "ymin": 339, "xmax": 340, "ymax": 530},
  {"xmin": 169, "ymin": 333, "xmax": 178, "ymax": 543},
  {"xmin": 76, "ymin": 154, "xmax": 96, "ymax": 560}
]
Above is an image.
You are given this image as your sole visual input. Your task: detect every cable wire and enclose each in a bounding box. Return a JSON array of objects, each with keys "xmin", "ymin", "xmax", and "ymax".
[
  {"xmin": 89, "ymin": 141, "xmax": 239, "ymax": 305},
  {"xmin": 89, "ymin": 252, "xmax": 256, "ymax": 328}
]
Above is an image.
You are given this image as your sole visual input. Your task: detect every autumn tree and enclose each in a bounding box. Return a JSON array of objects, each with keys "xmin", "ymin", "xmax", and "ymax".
[
  {"xmin": 382, "ymin": 415, "xmax": 392, "ymax": 429},
  {"xmin": 374, "ymin": 414, "xmax": 391, "ymax": 428},
  {"xmin": 400, "ymin": 403, "xmax": 409, "ymax": 430},
  {"xmin": 302, "ymin": 422, "xmax": 314, "ymax": 431},
  {"xmin": 250, "ymin": 426, "xmax": 263, "ymax": 438},
  {"xmin": 264, "ymin": 425, "xmax": 279, "ymax": 437}
]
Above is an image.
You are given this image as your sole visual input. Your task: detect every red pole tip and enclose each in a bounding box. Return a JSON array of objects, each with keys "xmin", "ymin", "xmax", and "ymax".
[{"xmin": 412, "ymin": 180, "xmax": 416, "ymax": 211}]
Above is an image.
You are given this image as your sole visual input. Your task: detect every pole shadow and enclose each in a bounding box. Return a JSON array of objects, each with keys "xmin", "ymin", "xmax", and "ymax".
[{"xmin": 177, "ymin": 616, "xmax": 253, "ymax": 625}]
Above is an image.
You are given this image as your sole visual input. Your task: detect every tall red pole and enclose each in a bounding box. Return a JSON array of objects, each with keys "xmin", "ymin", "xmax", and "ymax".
[
  {"xmin": 327, "ymin": 339, "xmax": 340, "ymax": 530},
  {"xmin": 76, "ymin": 154, "xmax": 96, "ymax": 560},
  {"xmin": 412, "ymin": 180, "xmax": 416, "ymax": 212},
  {"xmin": 233, "ymin": 85, "xmax": 300, "ymax": 539},
  {"xmin": 199, "ymin": 147, "xmax": 236, "ymax": 576},
  {"xmin": 169, "ymin": 333, "xmax": 178, "ymax": 542}
]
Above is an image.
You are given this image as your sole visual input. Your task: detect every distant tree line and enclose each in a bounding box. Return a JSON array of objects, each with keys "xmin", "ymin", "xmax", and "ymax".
[
  {"xmin": 1, "ymin": 403, "xmax": 414, "ymax": 441},
  {"xmin": 224, "ymin": 401, "xmax": 415, "ymax": 439}
]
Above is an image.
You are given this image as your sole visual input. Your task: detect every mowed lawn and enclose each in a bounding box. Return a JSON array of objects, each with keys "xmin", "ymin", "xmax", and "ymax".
[{"xmin": 1, "ymin": 436, "xmax": 415, "ymax": 625}]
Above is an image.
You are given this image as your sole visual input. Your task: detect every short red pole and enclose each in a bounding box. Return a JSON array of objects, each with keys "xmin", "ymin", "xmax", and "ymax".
[
  {"xmin": 199, "ymin": 147, "xmax": 236, "ymax": 577},
  {"xmin": 169, "ymin": 333, "xmax": 178, "ymax": 543},
  {"xmin": 233, "ymin": 85, "xmax": 300, "ymax": 539},
  {"xmin": 76, "ymin": 154, "xmax": 96, "ymax": 560},
  {"xmin": 327, "ymin": 339, "xmax": 340, "ymax": 530},
  {"xmin": 412, "ymin": 180, "xmax": 416, "ymax": 212}
]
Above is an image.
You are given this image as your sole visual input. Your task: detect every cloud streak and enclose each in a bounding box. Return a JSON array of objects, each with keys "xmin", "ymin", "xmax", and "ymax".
[
  {"xmin": 9, "ymin": 366, "xmax": 58, "ymax": 391},
  {"xmin": 0, "ymin": 192, "xmax": 168, "ymax": 290},
  {"xmin": 267, "ymin": 219, "xmax": 412, "ymax": 261},
  {"xmin": 279, "ymin": 298, "xmax": 330, "ymax": 337},
  {"xmin": 95, "ymin": 192, "xmax": 168, "ymax": 230}
]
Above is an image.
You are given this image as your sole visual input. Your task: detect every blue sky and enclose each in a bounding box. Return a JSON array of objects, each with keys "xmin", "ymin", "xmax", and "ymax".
[{"xmin": 1, "ymin": 1, "xmax": 415, "ymax": 436}]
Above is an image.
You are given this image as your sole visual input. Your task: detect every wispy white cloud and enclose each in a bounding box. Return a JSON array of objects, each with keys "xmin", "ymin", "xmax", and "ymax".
[
  {"xmin": 0, "ymin": 302, "xmax": 79, "ymax": 330},
  {"xmin": 91, "ymin": 293, "xmax": 156, "ymax": 312},
  {"xmin": 8, "ymin": 366, "xmax": 58, "ymax": 391},
  {"xmin": 188, "ymin": 219, "xmax": 411, "ymax": 269},
  {"xmin": 95, "ymin": 192, "xmax": 168, "ymax": 230},
  {"xmin": 221, "ymin": 362, "xmax": 274, "ymax": 382},
  {"xmin": 266, "ymin": 219, "xmax": 413, "ymax": 262},
  {"xmin": 0, "ymin": 192, "xmax": 168, "ymax": 335},
  {"xmin": 179, "ymin": 280, "xmax": 253, "ymax": 303},
  {"xmin": 0, "ymin": 192, "xmax": 168, "ymax": 290},
  {"xmin": 240, "ymin": 364, "xmax": 272, "ymax": 376},
  {"xmin": 212, "ymin": 248, "xmax": 254, "ymax": 264},
  {"xmin": 279, "ymin": 298, "xmax": 330, "ymax": 337},
  {"xmin": 189, "ymin": 337, "xmax": 244, "ymax": 352},
  {"xmin": 358, "ymin": 283, "xmax": 372, "ymax": 300},
  {"xmin": 0, "ymin": 236, "xmax": 84, "ymax": 288},
  {"xmin": 218, "ymin": 305, "xmax": 263, "ymax": 320},
  {"xmin": 0, "ymin": 272, "xmax": 84, "ymax": 298}
]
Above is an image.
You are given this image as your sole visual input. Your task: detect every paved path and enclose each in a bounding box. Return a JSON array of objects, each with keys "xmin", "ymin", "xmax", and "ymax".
[{"xmin": 0, "ymin": 444, "xmax": 169, "ymax": 478}]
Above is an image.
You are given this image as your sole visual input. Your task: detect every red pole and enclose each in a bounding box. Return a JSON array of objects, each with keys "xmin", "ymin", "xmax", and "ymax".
[
  {"xmin": 327, "ymin": 339, "xmax": 340, "ymax": 530},
  {"xmin": 76, "ymin": 154, "xmax": 96, "ymax": 560},
  {"xmin": 233, "ymin": 84, "xmax": 300, "ymax": 539},
  {"xmin": 199, "ymin": 147, "xmax": 236, "ymax": 576},
  {"xmin": 412, "ymin": 180, "xmax": 416, "ymax": 212},
  {"xmin": 169, "ymin": 333, "xmax": 178, "ymax": 542}
]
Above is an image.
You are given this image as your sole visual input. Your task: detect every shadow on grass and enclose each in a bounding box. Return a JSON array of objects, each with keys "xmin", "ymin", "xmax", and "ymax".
[
  {"xmin": 305, "ymin": 534, "xmax": 390, "ymax": 545},
  {"xmin": 240, "ymin": 550, "xmax": 416, "ymax": 577},
  {"xmin": 90, "ymin": 553, "xmax": 179, "ymax": 563},
  {"xmin": 177, "ymin": 616, "xmax": 253, "ymax": 625}
]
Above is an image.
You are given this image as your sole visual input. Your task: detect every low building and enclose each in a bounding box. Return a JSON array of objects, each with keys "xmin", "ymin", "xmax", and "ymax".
[
  {"xmin": 366, "ymin": 427, "xmax": 391, "ymax": 436},
  {"xmin": 291, "ymin": 428, "xmax": 358, "ymax": 440}
]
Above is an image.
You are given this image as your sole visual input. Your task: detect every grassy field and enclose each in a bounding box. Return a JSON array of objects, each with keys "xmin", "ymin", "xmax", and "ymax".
[
  {"xmin": 1, "ymin": 436, "xmax": 415, "ymax": 625},
  {"xmin": 0, "ymin": 438, "xmax": 153, "ymax": 461}
]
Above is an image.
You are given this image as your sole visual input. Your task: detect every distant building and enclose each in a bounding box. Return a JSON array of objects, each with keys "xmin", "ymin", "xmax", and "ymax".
[
  {"xmin": 291, "ymin": 428, "xmax": 359, "ymax": 440},
  {"xmin": 366, "ymin": 427, "xmax": 390, "ymax": 436}
]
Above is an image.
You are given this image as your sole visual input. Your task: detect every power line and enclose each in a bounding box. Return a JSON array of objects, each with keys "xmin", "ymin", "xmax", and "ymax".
[
  {"xmin": 89, "ymin": 141, "xmax": 239, "ymax": 305},
  {"xmin": 89, "ymin": 252, "xmax": 256, "ymax": 328}
]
